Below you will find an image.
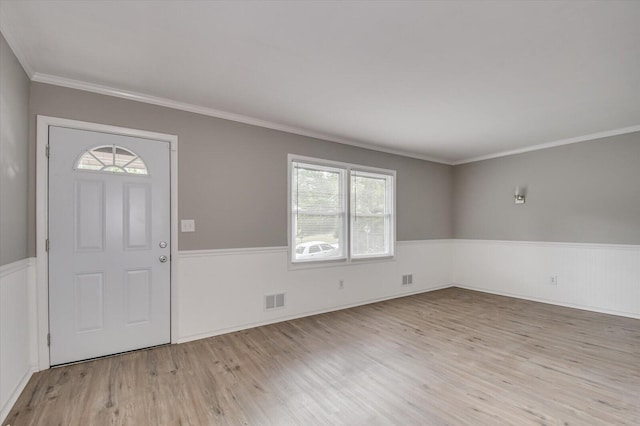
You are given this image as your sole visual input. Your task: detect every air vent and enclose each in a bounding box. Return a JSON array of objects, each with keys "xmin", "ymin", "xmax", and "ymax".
[
  {"xmin": 265, "ymin": 293, "xmax": 285, "ymax": 311},
  {"xmin": 402, "ymin": 274, "xmax": 413, "ymax": 285}
]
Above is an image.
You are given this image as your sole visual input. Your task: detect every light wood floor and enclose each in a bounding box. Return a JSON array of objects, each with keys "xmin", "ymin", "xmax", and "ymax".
[{"xmin": 5, "ymin": 288, "xmax": 640, "ymax": 425}]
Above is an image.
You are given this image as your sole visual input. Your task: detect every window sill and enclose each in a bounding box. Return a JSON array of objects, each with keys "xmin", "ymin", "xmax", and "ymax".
[{"xmin": 288, "ymin": 254, "xmax": 396, "ymax": 271}]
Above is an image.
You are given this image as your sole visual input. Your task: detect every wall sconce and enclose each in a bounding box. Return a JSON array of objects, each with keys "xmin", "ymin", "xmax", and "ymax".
[{"xmin": 515, "ymin": 186, "xmax": 526, "ymax": 204}]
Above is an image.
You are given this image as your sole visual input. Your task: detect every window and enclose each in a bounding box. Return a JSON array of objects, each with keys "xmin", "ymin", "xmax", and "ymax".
[
  {"xmin": 351, "ymin": 170, "xmax": 394, "ymax": 259},
  {"xmin": 290, "ymin": 161, "xmax": 347, "ymax": 262},
  {"xmin": 76, "ymin": 145, "xmax": 148, "ymax": 175},
  {"xmin": 289, "ymin": 155, "xmax": 395, "ymax": 264}
]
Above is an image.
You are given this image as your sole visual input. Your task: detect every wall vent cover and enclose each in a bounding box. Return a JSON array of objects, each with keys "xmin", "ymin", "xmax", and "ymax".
[{"xmin": 265, "ymin": 293, "xmax": 285, "ymax": 310}]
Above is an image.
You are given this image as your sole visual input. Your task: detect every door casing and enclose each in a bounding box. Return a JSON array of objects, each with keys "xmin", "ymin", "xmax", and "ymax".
[{"xmin": 36, "ymin": 115, "xmax": 179, "ymax": 370}]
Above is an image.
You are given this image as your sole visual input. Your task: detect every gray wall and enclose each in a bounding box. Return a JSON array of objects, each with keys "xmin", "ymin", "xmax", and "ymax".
[
  {"xmin": 28, "ymin": 82, "xmax": 453, "ymax": 253},
  {"xmin": 453, "ymin": 132, "xmax": 640, "ymax": 244},
  {"xmin": 0, "ymin": 33, "xmax": 30, "ymax": 266},
  {"xmin": 28, "ymin": 81, "xmax": 640, "ymax": 250}
]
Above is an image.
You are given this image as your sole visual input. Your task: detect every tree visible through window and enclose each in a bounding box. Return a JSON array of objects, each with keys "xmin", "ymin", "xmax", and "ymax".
[
  {"xmin": 351, "ymin": 171, "xmax": 393, "ymax": 258},
  {"xmin": 290, "ymin": 156, "xmax": 395, "ymax": 263},
  {"xmin": 291, "ymin": 162, "xmax": 346, "ymax": 261}
]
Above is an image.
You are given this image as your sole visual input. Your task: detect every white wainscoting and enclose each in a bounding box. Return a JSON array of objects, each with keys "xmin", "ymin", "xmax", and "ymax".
[
  {"xmin": 4, "ymin": 239, "xmax": 638, "ymax": 422},
  {"xmin": 0, "ymin": 257, "xmax": 38, "ymax": 424},
  {"xmin": 176, "ymin": 240, "xmax": 453, "ymax": 343},
  {"xmin": 452, "ymin": 240, "xmax": 640, "ymax": 319}
]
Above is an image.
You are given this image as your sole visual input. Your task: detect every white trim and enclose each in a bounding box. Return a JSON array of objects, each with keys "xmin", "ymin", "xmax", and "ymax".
[
  {"xmin": 176, "ymin": 239, "xmax": 452, "ymax": 343},
  {"xmin": 179, "ymin": 246, "xmax": 287, "ymax": 258},
  {"xmin": 287, "ymin": 154, "xmax": 397, "ymax": 268},
  {"xmin": 452, "ymin": 239, "xmax": 640, "ymax": 320},
  {"xmin": 453, "ymin": 125, "xmax": 640, "ymax": 165},
  {"xmin": 453, "ymin": 285, "xmax": 640, "ymax": 320},
  {"xmin": 0, "ymin": 257, "xmax": 37, "ymax": 425},
  {"xmin": 177, "ymin": 240, "xmax": 450, "ymax": 258},
  {"xmin": 27, "ymin": 75, "xmax": 640, "ymax": 167},
  {"xmin": 288, "ymin": 154, "xmax": 397, "ymax": 176},
  {"xmin": 0, "ymin": 366, "xmax": 38, "ymax": 424},
  {"xmin": 397, "ymin": 239, "xmax": 453, "ymax": 246},
  {"xmin": 453, "ymin": 238, "xmax": 640, "ymax": 251},
  {"xmin": 0, "ymin": 17, "xmax": 35, "ymax": 78},
  {"xmin": 36, "ymin": 115, "xmax": 179, "ymax": 370},
  {"xmin": 0, "ymin": 257, "xmax": 33, "ymax": 278},
  {"xmin": 31, "ymin": 73, "xmax": 450, "ymax": 164},
  {"xmin": 177, "ymin": 284, "xmax": 452, "ymax": 344},
  {"xmin": 169, "ymin": 126, "xmax": 179, "ymax": 345}
]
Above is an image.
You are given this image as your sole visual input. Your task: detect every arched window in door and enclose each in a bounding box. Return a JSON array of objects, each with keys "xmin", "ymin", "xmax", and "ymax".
[{"xmin": 75, "ymin": 145, "xmax": 148, "ymax": 175}]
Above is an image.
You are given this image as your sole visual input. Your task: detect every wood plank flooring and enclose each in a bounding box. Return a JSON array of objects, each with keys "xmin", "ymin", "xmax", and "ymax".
[{"xmin": 5, "ymin": 288, "xmax": 640, "ymax": 425}]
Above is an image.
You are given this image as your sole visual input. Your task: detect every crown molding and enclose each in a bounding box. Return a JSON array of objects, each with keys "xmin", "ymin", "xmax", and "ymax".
[
  {"xmin": 453, "ymin": 125, "xmax": 640, "ymax": 165},
  {"xmin": 31, "ymin": 72, "xmax": 452, "ymax": 165},
  {"xmin": 23, "ymin": 75, "xmax": 640, "ymax": 168},
  {"xmin": 0, "ymin": 15, "xmax": 35, "ymax": 78}
]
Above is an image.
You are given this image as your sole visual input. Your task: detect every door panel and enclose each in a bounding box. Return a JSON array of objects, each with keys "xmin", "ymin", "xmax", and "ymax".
[
  {"xmin": 74, "ymin": 272, "xmax": 104, "ymax": 332},
  {"xmin": 123, "ymin": 183, "xmax": 151, "ymax": 249},
  {"xmin": 75, "ymin": 180, "xmax": 105, "ymax": 251},
  {"xmin": 49, "ymin": 126, "xmax": 170, "ymax": 365},
  {"xmin": 125, "ymin": 268, "xmax": 151, "ymax": 325}
]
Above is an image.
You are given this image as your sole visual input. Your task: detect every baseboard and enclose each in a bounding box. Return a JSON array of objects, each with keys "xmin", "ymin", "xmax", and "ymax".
[
  {"xmin": 1, "ymin": 236, "xmax": 636, "ymax": 426},
  {"xmin": 452, "ymin": 239, "xmax": 640, "ymax": 319},
  {"xmin": 0, "ymin": 366, "xmax": 36, "ymax": 425},
  {"xmin": 176, "ymin": 240, "xmax": 453, "ymax": 343},
  {"xmin": 453, "ymin": 284, "xmax": 640, "ymax": 319},
  {"xmin": 178, "ymin": 283, "xmax": 452, "ymax": 343}
]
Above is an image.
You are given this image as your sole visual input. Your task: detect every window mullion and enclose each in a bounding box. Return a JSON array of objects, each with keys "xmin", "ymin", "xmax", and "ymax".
[{"xmin": 346, "ymin": 167, "xmax": 351, "ymax": 261}]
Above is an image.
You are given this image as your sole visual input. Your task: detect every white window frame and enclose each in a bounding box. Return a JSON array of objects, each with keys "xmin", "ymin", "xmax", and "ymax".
[
  {"xmin": 288, "ymin": 154, "xmax": 396, "ymax": 267},
  {"xmin": 350, "ymin": 169, "xmax": 395, "ymax": 260}
]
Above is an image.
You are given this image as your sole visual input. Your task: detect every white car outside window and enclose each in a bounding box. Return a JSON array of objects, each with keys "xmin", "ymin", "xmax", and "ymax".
[{"xmin": 294, "ymin": 241, "xmax": 339, "ymax": 260}]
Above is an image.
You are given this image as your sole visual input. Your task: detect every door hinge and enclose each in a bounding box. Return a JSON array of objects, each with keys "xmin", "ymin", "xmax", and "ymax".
[
  {"xmin": 47, "ymin": 333, "xmax": 51, "ymax": 347},
  {"xmin": 45, "ymin": 239, "xmax": 50, "ymax": 252},
  {"xmin": 46, "ymin": 145, "xmax": 50, "ymax": 158}
]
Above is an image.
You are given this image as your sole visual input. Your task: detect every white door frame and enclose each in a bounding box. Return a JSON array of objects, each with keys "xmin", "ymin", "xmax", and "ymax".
[{"xmin": 36, "ymin": 115, "xmax": 179, "ymax": 370}]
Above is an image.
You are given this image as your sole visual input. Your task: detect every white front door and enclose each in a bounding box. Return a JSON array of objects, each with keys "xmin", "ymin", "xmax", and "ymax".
[{"xmin": 48, "ymin": 126, "xmax": 171, "ymax": 365}]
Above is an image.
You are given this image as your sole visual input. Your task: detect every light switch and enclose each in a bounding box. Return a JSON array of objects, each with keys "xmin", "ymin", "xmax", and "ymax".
[{"xmin": 181, "ymin": 219, "xmax": 195, "ymax": 233}]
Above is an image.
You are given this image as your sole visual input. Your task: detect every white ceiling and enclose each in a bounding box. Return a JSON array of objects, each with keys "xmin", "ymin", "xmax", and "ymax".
[{"xmin": 2, "ymin": 1, "xmax": 639, "ymax": 164}]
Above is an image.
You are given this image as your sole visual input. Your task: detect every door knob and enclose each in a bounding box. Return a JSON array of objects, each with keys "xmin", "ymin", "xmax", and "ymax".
[
  {"xmin": 159, "ymin": 241, "xmax": 167, "ymax": 248},
  {"xmin": 159, "ymin": 255, "xmax": 168, "ymax": 263}
]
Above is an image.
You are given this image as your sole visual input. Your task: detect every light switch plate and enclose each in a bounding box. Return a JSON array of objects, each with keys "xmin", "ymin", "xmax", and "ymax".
[{"xmin": 181, "ymin": 219, "xmax": 195, "ymax": 233}]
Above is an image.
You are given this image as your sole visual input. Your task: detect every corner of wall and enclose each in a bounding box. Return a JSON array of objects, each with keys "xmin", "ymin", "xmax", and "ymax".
[{"xmin": 451, "ymin": 239, "xmax": 640, "ymax": 319}]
